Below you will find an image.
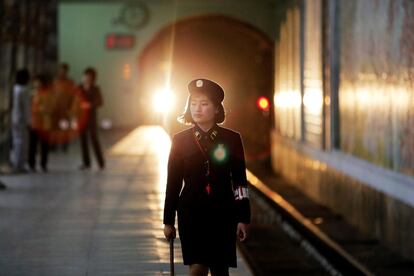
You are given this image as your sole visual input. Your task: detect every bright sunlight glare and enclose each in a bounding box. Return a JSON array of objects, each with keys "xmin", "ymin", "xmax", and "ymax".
[{"xmin": 153, "ymin": 88, "xmax": 175, "ymax": 113}]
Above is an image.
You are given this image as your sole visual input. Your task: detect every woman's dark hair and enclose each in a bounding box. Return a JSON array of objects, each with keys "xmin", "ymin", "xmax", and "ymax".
[
  {"xmin": 15, "ymin": 69, "xmax": 30, "ymax": 85},
  {"xmin": 60, "ymin": 63, "xmax": 69, "ymax": 72},
  {"xmin": 84, "ymin": 67, "xmax": 97, "ymax": 81},
  {"xmin": 178, "ymin": 94, "xmax": 226, "ymax": 125}
]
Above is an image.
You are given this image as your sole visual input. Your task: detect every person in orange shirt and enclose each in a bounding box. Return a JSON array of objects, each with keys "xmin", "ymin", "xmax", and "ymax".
[{"xmin": 52, "ymin": 63, "xmax": 77, "ymax": 151}]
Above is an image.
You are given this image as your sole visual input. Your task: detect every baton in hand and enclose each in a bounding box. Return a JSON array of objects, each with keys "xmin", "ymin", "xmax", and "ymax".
[{"xmin": 169, "ymin": 238, "xmax": 175, "ymax": 276}]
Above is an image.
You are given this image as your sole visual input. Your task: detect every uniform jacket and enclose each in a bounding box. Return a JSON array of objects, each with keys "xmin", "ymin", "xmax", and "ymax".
[{"xmin": 163, "ymin": 124, "xmax": 250, "ymax": 266}]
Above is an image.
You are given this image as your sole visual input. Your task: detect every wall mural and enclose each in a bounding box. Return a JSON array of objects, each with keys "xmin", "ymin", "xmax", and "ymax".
[{"xmin": 339, "ymin": 0, "xmax": 414, "ymax": 176}]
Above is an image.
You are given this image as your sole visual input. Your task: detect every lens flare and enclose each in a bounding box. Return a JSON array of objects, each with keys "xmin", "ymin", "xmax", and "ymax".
[
  {"xmin": 153, "ymin": 88, "xmax": 175, "ymax": 113},
  {"xmin": 213, "ymin": 144, "xmax": 227, "ymax": 162},
  {"xmin": 59, "ymin": 119, "xmax": 69, "ymax": 130},
  {"xmin": 101, "ymin": 118, "xmax": 113, "ymax": 130}
]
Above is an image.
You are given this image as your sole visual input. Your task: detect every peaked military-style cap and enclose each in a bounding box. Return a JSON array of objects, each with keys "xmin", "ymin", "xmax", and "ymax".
[{"xmin": 188, "ymin": 78, "xmax": 224, "ymax": 102}]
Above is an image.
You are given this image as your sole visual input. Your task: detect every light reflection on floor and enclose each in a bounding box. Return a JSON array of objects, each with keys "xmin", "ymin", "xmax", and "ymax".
[
  {"xmin": 110, "ymin": 125, "xmax": 171, "ymax": 216},
  {"xmin": 110, "ymin": 125, "xmax": 186, "ymax": 275}
]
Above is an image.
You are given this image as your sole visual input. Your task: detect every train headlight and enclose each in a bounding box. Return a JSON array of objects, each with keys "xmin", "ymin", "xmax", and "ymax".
[{"xmin": 153, "ymin": 88, "xmax": 175, "ymax": 113}]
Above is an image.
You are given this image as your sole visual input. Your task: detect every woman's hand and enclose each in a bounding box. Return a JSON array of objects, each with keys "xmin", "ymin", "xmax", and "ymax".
[
  {"xmin": 237, "ymin": 223, "xmax": 249, "ymax": 242},
  {"xmin": 164, "ymin": 224, "xmax": 176, "ymax": 241}
]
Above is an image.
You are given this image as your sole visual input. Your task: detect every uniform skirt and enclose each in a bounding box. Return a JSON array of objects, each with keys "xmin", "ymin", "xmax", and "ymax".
[{"xmin": 177, "ymin": 198, "xmax": 238, "ymax": 267}]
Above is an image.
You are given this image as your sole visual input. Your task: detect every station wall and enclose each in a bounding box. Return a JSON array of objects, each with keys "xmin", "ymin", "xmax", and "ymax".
[
  {"xmin": 0, "ymin": 0, "xmax": 57, "ymax": 165},
  {"xmin": 272, "ymin": 0, "xmax": 414, "ymax": 260}
]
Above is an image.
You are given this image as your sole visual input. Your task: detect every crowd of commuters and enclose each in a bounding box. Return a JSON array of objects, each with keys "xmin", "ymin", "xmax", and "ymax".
[{"xmin": 10, "ymin": 63, "xmax": 105, "ymax": 173}]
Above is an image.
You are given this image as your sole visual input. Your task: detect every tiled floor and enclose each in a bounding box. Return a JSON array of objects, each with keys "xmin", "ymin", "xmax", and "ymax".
[{"xmin": 0, "ymin": 126, "xmax": 252, "ymax": 276}]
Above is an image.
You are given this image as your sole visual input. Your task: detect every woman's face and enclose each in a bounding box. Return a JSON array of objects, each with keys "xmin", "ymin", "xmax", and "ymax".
[
  {"xmin": 190, "ymin": 92, "xmax": 217, "ymax": 125},
  {"xmin": 82, "ymin": 74, "xmax": 93, "ymax": 86}
]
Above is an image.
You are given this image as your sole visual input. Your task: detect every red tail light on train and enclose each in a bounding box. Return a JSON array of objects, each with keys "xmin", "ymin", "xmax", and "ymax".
[{"xmin": 256, "ymin": 96, "xmax": 270, "ymax": 111}]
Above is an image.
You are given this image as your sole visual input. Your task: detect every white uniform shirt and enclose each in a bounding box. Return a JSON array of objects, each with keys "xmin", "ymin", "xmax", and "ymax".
[{"xmin": 11, "ymin": 84, "xmax": 31, "ymax": 126}]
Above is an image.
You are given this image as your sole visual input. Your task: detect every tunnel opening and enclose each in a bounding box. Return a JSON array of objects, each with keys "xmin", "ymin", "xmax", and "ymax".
[{"xmin": 137, "ymin": 15, "xmax": 273, "ymax": 161}]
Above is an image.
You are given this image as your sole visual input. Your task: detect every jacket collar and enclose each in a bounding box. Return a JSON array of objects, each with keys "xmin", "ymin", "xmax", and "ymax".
[{"xmin": 193, "ymin": 124, "xmax": 219, "ymax": 141}]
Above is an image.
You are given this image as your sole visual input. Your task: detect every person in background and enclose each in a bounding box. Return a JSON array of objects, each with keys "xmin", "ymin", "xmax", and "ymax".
[
  {"xmin": 10, "ymin": 69, "xmax": 31, "ymax": 172},
  {"xmin": 52, "ymin": 63, "xmax": 76, "ymax": 151},
  {"xmin": 78, "ymin": 67, "xmax": 105, "ymax": 170},
  {"xmin": 29, "ymin": 74, "xmax": 53, "ymax": 172}
]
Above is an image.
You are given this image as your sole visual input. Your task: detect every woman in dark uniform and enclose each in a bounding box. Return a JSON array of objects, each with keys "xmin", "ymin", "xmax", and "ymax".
[{"xmin": 163, "ymin": 79, "xmax": 251, "ymax": 276}]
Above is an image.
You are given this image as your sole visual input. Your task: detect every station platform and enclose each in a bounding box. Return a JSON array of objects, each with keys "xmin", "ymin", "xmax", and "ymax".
[{"xmin": 0, "ymin": 126, "xmax": 252, "ymax": 276}]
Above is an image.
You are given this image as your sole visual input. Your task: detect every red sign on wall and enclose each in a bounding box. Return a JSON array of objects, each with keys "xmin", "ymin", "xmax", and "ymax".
[{"xmin": 105, "ymin": 34, "xmax": 135, "ymax": 49}]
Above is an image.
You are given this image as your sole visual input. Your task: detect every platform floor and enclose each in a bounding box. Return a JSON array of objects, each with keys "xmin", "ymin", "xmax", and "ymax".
[{"xmin": 0, "ymin": 126, "xmax": 252, "ymax": 276}]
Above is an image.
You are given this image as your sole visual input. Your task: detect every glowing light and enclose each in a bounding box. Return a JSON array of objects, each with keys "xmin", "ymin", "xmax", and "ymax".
[
  {"xmin": 123, "ymin": 64, "xmax": 131, "ymax": 80},
  {"xmin": 160, "ymin": 61, "xmax": 172, "ymax": 72},
  {"xmin": 274, "ymin": 91, "xmax": 301, "ymax": 108},
  {"xmin": 257, "ymin": 96, "xmax": 270, "ymax": 110},
  {"xmin": 106, "ymin": 35, "xmax": 115, "ymax": 48},
  {"xmin": 59, "ymin": 119, "xmax": 69, "ymax": 130},
  {"xmin": 312, "ymin": 161, "xmax": 321, "ymax": 170},
  {"xmin": 105, "ymin": 34, "xmax": 135, "ymax": 49},
  {"xmin": 213, "ymin": 144, "xmax": 227, "ymax": 162},
  {"xmin": 303, "ymin": 89, "xmax": 323, "ymax": 113},
  {"xmin": 70, "ymin": 119, "xmax": 78, "ymax": 130},
  {"xmin": 101, "ymin": 118, "xmax": 113, "ymax": 130},
  {"xmin": 356, "ymin": 89, "xmax": 370, "ymax": 106},
  {"xmin": 153, "ymin": 88, "xmax": 175, "ymax": 113}
]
